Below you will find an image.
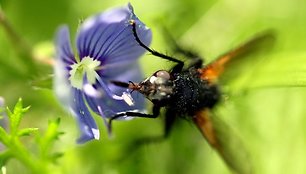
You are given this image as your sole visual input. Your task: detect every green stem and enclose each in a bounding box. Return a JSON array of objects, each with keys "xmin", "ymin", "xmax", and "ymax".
[{"xmin": 10, "ymin": 137, "xmax": 49, "ymax": 174}]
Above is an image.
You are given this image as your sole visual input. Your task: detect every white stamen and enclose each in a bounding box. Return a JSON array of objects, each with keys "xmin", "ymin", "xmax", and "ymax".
[
  {"xmin": 112, "ymin": 95, "xmax": 123, "ymax": 100},
  {"xmin": 83, "ymin": 84, "xmax": 103, "ymax": 98},
  {"xmin": 122, "ymin": 92, "xmax": 135, "ymax": 106}
]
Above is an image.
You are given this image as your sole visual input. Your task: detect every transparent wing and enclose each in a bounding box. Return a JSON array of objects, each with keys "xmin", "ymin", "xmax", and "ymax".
[
  {"xmin": 193, "ymin": 109, "xmax": 252, "ymax": 174},
  {"xmin": 198, "ymin": 31, "xmax": 275, "ymax": 83}
]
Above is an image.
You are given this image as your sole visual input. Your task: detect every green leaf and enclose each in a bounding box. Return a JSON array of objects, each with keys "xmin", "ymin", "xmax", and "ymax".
[
  {"xmin": 18, "ymin": 128, "xmax": 39, "ymax": 137},
  {"xmin": 0, "ymin": 150, "xmax": 12, "ymax": 168},
  {"xmin": 0, "ymin": 126, "xmax": 9, "ymax": 145},
  {"xmin": 7, "ymin": 98, "xmax": 30, "ymax": 134},
  {"xmin": 37, "ymin": 118, "xmax": 63, "ymax": 159},
  {"xmin": 44, "ymin": 118, "xmax": 63, "ymax": 141}
]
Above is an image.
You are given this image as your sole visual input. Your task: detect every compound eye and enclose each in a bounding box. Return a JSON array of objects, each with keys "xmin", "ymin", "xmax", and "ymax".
[{"xmin": 155, "ymin": 70, "xmax": 170, "ymax": 80}]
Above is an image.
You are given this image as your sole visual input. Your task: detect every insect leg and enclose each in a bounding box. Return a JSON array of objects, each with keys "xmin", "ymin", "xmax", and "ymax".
[
  {"xmin": 108, "ymin": 105, "xmax": 161, "ymax": 133},
  {"xmin": 163, "ymin": 108, "xmax": 177, "ymax": 138},
  {"xmin": 162, "ymin": 28, "xmax": 203, "ymax": 69},
  {"xmin": 129, "ymin": 108, "xmax": 177, "ymax": 146},
  {"xmin": 131, "ymin": 21, "xmax": 184, "ymax": 73}
]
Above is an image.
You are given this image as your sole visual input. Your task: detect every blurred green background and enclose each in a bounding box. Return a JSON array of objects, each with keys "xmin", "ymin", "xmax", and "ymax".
[{"xmin": 0, "ymin": 0, "xmax": 306, "ymax": 173}]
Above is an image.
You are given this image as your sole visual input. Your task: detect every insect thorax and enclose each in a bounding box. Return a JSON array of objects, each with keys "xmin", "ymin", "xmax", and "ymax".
[{"xmin": 169, "ymin": 69, "xmax": 220, "ymax": 117}]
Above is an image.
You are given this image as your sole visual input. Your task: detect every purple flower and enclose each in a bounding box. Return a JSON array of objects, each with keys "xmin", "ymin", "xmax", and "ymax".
[{"xmin": 54, "ymin": 3, "xmax": 152, "ymax": 143}]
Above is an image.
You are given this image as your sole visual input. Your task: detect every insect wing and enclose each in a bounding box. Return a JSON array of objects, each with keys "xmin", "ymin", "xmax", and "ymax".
[
  {"xmin": 198, "ymin": 31, "xmax": 275, "ymax": 83},
  {"xmin": 193, "ymin": 109, "xmax": 252, "ymax": 174}
]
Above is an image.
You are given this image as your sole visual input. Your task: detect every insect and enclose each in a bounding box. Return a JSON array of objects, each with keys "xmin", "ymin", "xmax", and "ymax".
[{"xmin": 110, "ymin": 20, "xmax": 274, "ymax": 174}]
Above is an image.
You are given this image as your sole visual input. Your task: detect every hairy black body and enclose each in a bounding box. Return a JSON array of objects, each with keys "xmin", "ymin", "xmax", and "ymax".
[{"xmin": 169, "ymin": 69, "xmax": 220, "ymax": 117}]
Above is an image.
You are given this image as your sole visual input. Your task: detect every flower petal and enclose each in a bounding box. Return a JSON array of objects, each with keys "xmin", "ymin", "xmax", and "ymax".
[
  {"xmin": 83, "ymin": 63, "xmax": 145, "ymax": 119},
  {"xmin": 106, "ymin": 63, "xmax": 144, "ymax": 103},
  {"xmin": 55, "ymin": 25, "xmax": 76, "ymax": 67},
  {"xmin": 54, "ymin": 57, "xmax": 99, "ymax": 143},
  {"xmin": 54, "ymin": 26, "xmax": 76, "ymax": 109},
  {"xmin": 76, "ymin": 3, "xmax": 152, "ymax": 64},
  {"xmin": 54, "ymin": 55, "xmax": 72, "ymax": 109},
  {"xmin": 71, "ymin": 89, "xmax": 100, "ymax": 143},
  {"xmin": 107, "ymin": 63, "xmax": 146, "ymax": 113}
]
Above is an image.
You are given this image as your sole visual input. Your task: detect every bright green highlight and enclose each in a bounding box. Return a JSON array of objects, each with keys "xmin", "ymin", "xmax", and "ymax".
[{"xmin": 69, "ymin": 57, "xmax": 101, "ymax": 89}]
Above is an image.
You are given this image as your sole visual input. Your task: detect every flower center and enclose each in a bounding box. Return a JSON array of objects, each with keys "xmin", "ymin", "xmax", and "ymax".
[{"xmin": 69, "ymin": 57, "xmax": 101, "ymax": 89}]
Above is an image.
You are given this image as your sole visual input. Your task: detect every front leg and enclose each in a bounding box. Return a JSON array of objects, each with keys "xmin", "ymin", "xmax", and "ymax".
[
  {"xmin": 108, "ymin": 105, "xmax": 161, "ymax": 134},
  {"xmin": 130, "ymin": 20, "xmax": 184, "ymax": 73},
  {"xmin": 162, "ymin": 27, "xmax": 204, "ymax": 69}
]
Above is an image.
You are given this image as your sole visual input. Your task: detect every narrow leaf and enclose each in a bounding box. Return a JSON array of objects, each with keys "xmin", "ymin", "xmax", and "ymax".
[
  {"xmin": 18, "ymin": 128, "xmax": 39, "ymax": 137},
  {"xmin": 0, "ymin": 126, "xmax": 9, "ymax": 145}
]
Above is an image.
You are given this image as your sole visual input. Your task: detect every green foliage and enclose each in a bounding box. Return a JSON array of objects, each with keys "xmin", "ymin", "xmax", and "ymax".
[{"xmin": 0, "ymin": 98, "xmax": 63, "ymax": 174}]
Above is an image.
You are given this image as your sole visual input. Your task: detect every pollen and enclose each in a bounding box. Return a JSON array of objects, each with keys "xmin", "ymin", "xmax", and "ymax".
[{"xmin": 69, "ymin": 57, "xmax": 101, "ymax": 89}]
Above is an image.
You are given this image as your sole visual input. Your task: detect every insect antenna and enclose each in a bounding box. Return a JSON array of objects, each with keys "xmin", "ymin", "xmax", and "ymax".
[{"xmin": 110, "ymin": 80, "xmax": 130, "ymax": 88}]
